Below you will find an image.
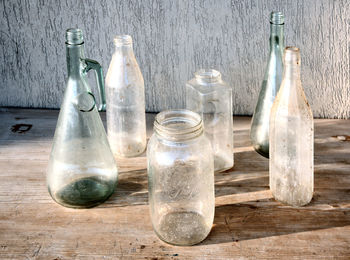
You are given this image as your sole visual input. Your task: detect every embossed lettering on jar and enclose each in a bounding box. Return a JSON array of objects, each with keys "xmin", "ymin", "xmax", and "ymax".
[{"xmin": 147, "ymin": 110, "xmax": 214, "ymax": 246}]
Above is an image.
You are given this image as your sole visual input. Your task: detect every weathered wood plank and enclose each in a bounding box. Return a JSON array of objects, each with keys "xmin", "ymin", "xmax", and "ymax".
[{"xmin": 0, "ymin": 108, "xmax": 349, "ymax": 259}]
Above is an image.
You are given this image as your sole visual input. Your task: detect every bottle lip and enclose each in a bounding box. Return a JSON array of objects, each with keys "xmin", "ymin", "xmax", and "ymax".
[
  {"xmin": 270, "ymin": 12, "xmax": 284, "ymax": 25},
  {"xmin": 284, "ymin": 46, "xmax": 301, "ymax": 64},
  {"xmin": 114, "ymin": 35, "xmax": 133, "ymax": 46},
  {"xmin": 154, "ymin": 109, "xmax": 203, "ymax": 141},
  {"xmin": 194, "ymin": 69, "xmax": 221, "ymax": 82},
  {"xmin": 66, "ymin": 28, "xmax": 84, "ymax": 45}
]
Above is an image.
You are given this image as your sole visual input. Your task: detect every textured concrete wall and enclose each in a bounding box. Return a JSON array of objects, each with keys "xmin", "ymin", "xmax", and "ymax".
[{"xmin": 1, "ymin": 0, "xmax": 349, "ymax": 118}]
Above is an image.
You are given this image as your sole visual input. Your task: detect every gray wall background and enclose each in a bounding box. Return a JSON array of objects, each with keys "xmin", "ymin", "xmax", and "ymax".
[{"xmin": 1, "ymin": 0, "xmax": 349, "ymax": 118}]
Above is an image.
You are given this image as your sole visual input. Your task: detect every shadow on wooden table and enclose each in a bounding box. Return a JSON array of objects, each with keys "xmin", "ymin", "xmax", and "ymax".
[
  {"xmin": 199, "ymin": 144, "xmax": 350, "ymax": 245},
  {"xmin": 199, "ymin": 193, "xmax": 350, "ymax": 245}
]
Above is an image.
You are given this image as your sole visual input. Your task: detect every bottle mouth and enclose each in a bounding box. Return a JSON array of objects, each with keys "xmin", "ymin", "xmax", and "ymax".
[
  {"xmin": 154, "ymin": 110, "xmax": 203, "ymax": 141},
  {"xmin": 114, "ymin": 35, "xmax": 132, "ymax": 46},
  {"xmin": 284, "ymin": 46, "xmax": 301, "ymax": 64},
  {"xmin": 66, "ymin": 28, "xmax": 84, "ymax": 45},
  {"xmin": 270, "ymin": 12, "xmax": 284, "ymax": 25},
  {"xmin": 194, "ymin": 69, "xmax": 221, "ymax": 82}
]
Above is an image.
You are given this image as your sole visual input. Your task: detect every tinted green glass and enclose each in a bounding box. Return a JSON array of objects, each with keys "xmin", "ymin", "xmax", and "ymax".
[{"xmin": 250, "ymin": 12, "xmax": 285, "ymax": 158}]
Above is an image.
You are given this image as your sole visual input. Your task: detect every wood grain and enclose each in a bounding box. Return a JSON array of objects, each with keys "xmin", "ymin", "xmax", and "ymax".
[
  {"xmin": 0, "ymin": 108, "xmax": 349, "ymax": 259},
  {"xmin": 1, "ymin": 1, "xmax": 350, "ymax": 118}
]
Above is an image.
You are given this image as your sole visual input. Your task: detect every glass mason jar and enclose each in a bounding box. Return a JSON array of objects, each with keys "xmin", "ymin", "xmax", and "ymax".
[
  {"xmin": 47, "ymin": 29, "xmax": 118, "ymax": 208},
  {"xmin": 270, "ymin": 47, "xmax": 314, "ymax": 206},
  {"xmin": 105, "ymin": 35, "xmax": 147, "ymax": 157},
  {"xmin": 186, "ymin": 69, "xmax": 234, "ymax": 172},
  {"xmin": 147, "ymin": 110, "xmax": 214, "ymax": 246}
]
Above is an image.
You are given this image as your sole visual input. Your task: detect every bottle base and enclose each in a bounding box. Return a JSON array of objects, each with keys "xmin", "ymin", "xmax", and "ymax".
[
  {"xmin": 253, "ymin": 145, "xmax": 269, "ymax": 159},
  {"xmin": 49, "ymin": 176, "xmax": 116, "ymax": 208},
  {"xmin": 271, "ymin": 191, "xmax": 313, "ymax": 207},
  {"xmin": 111, "ymin": 138, "xmax": 147, "ymax": 158},
  {"xmin": 153, "ymin": 211, "xmax": 212, "ymax": 246},
  {"xmin": 214, "ymin": 154, "xmax": 234, "ymax": 173}
]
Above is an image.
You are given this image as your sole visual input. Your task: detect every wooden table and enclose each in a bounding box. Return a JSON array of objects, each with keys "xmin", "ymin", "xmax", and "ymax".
[{"xmin": 0, "ymin": 108, "xmax": 349, "ymax": 259}]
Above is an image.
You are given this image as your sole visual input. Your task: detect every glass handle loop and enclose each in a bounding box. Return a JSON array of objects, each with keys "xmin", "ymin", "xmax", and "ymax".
[{"xmin": 84, "ymin": 59, "xmax": 106, "ymax": 111}]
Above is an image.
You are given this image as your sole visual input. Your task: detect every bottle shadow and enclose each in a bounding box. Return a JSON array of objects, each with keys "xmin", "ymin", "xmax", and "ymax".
[
  {"xmin": 200, "ymin": 191, "xmax": 350, "ymax": 246},
  {"xmin": 99, "ymin": 169, "xmax": 149, "ymax": 208},
  {"xmin": 199, "ymin": 136, "xmax": 350, "ymax": 245}
]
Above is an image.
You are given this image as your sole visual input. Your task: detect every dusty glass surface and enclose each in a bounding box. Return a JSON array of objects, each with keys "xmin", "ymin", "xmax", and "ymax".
[
  {"xmin": 250, "ymin": 12, "xmax": 285, "ymax": 158},
  {"xmin": 147, "ymin": 110, "xmax": 214, "ymax": 246},
  {"xmin": 186, "ymin": 69, "xmax": 233, "ymax": 172},
  {"xmin": 47, "ymin": 29, "xmax": 118, "ymax": 208},
  {"xmin": 105, "ymin": 35, "xmax": 146, "ymax": 158},
  {"xmin": 269, "ymin": 47, "xmax": 314, "ymax": 207}
]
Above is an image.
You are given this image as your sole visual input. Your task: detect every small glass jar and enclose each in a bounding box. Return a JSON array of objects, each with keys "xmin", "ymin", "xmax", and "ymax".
[
  {"xmin": 186, "ymin": 69, "xmax": 234, "ymax": 172},
  {"xmin": 147, "ymin": 110, "xmax": 214, "ymax": 246}
]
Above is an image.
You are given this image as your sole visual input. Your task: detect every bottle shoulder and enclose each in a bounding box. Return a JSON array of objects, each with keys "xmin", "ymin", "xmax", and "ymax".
[
  {"xmin": 106, "ymin": 54, "xmax": 144, "ymax": 88},
  {"xmin": 271, "ymin": 82, "xmax": 313, "ymax": 119}
]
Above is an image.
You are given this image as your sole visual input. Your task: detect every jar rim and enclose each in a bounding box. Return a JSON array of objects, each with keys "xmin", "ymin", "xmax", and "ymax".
[
  {"xmin": 195, "ymin": 69, "xmax": 221, "ymax": 80},
  {"xmin": 154, "ymin": 109, "xmax": 203, "ymax": 141}
]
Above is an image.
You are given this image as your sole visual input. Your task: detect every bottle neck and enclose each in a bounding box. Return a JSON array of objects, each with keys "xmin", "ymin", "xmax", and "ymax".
[
  {"xmin": 269, "ymin": 23, "xmax": 284, "ymax": 53},
  {"xmin": 66, "ymin": 43, "xmax": 85, "ymax": 76},
  {"xmin": 114, "ymin": 43, "xmax": 134, "ymax": 56},
  {"xmin": 283, "ymin": 47, "xmax": 301, "ymax": 84}
]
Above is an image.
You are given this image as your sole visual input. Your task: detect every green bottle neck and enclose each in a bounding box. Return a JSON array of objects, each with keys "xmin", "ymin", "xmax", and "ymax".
[
  {"xmin": 66, "ymin": 43, "xmax": 85, "ymax": 77},
  {"xmin": 269, "ymin": 23, "xmax": 284, "ymax": 54}
]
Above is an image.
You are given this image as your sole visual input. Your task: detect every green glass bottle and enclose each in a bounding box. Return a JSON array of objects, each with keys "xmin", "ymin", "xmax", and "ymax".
[
  {"xmin": 250, "ymin": 12, "xmax": 285, "ymax": 158},
  {"xmin": 47, "ymin": 29, "xmax": 118, "ymax": 208}
]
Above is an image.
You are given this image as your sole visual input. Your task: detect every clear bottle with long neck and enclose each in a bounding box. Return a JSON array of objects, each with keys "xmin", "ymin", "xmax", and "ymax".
[
  {"xmin": 269, "ymin": 47, "xmax": 313, "ymax": 207},
  {"xmin": 105, "ymin": 35, "xmax": 147, "ymax": 158},
  {"xmin": 47, "ymin": 29, "xmax": 118, "ymax": 208},
  {"xmin": 250, "ymin": 12, "xmax": 285, "ymax": 158}
]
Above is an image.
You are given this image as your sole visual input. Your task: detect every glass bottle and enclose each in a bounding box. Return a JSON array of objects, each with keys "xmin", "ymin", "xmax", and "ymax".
[
  {"xmin": 105, "ymin": 35, "xmax": 147, "ymax": 157},
  {"xmin": 270, "ymin": 47, "xmax": 313, "ymax": 206},
  {"xmin": 147, "ymin": 110, "xmax": 214, "ymax": 246},
  {"xmin": 47, "ymin": 29, "xmax": 118, "ymax": 208},
  {"xmin": 250, "ymin": 12, "xmax": 285, "ymax": 158},
  {"xmin": 186, "ymin": 69, "xmax": 233, "ymax": 172}
]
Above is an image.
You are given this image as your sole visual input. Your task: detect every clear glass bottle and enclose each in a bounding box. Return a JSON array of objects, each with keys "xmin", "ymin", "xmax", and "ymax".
[
  {"xmin": 105, "ymin": 35, "xmax": 147, "ymax": 157},
  {"xmin": 250, "ymin": 12, "xmax": 285, "ymax": 158},
  {"xmin": 47, "ymin": 29, "xmax": 118, "ymax": 208},
  {"xmin": 186, "ymin": 69, "xmax": 233, "ymax": 172},
  {"xmin": 147, "ymin": 110, "xmax": 214, "ymax": 246},
  {"xmin": 270, "ymin": 47, "xmax": 313, "ymax": 207}
]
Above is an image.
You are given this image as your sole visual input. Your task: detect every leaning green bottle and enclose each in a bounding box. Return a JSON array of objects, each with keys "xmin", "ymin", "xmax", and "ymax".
[
  {"xmin": 250, "ymin": 12, "xmax": 285, "ymax": 158},
  {"xmin": 47, "ymin": 29, "xmax": 118, "ymax": 208}
]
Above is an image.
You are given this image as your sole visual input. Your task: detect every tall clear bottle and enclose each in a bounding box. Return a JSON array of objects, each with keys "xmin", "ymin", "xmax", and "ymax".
[
  {"xmin": 105, "ymin": 35, "xmax": 147, "ymax": 157},
  {"xmin": 270, "ymin": 47, "xmax": 313, "ymax": 207},
  {"xmin": 250, "ymin": 12, "xmax": 285, "ymax": 158},
  {"xmin": 47, "ymin": 29, "xmax": 118, "ymax": 208},
  {"xmin": 186, "ymin": 69, "xmax": 233, "ymax": 172}
]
